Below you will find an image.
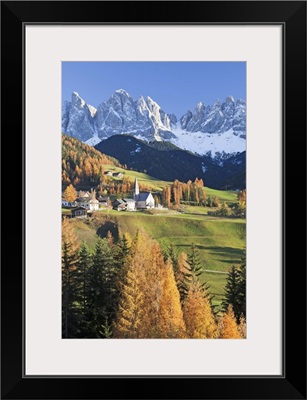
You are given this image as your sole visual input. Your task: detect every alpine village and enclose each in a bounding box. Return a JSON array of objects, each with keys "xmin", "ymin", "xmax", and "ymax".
[{"xmin": 62, "ymin": 133, "xmax": 246, "ymax": 340}]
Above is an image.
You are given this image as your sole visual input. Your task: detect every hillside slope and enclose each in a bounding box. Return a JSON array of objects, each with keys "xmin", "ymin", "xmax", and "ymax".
[
  {"xmin": 62, "ymin": 134, "xmax": 121, "ymax": 190},
  {"xmin": 95, "ymin": 134, "xmax": 246, "ymax": 189},
  {"xmin": 68, "ymin": 211, "xmax": 246, "ymax": 308}
]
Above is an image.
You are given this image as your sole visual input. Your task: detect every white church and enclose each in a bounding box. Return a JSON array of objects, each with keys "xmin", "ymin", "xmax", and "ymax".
[
  {"xmin": 112, "ymin": 178, "xmax": 155, "ymax": 211},
  {"xmin": 133, "ymin": 178, "xmax": 155, "ymax": 209}
]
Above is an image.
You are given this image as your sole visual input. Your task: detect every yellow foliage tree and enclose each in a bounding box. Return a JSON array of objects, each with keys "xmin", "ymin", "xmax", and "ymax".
[
  {"xmin": 218, "ymin": 304, "xmax": 241, "ymax": 339},
  {"xmin": 113, "ymin": 230, "xmax": 149, "ymax": 338},
  {"xmin": 62, "ymin": 217, "xmax": 80, "ymax": 256},
  {"xmin": 112, "ymin": 260, "xmax": 145, "ymax": 338},
  {"xmin": 183, "ymin": 279, "xmax": 217, "ymax": 338},
  {"xmin": 156, "ymin": 260, "xmax": 186, "ymax": 338},
  {"xmin": 114, "ymin": 230, "xmax": 186, "ymax": 339},
  {"xmin": 238, "ymin": 315, "xmax": 246, "ymax": 338},
  {"xmin": 64, "ymin": 184, "xmax": 77, "ymax": 203}
]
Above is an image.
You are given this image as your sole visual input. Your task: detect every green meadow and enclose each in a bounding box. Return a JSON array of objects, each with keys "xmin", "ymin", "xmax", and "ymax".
[
  {"xmin": 68, "ymin": 205, "xmax": 245, "ymax": 309},
  {"xmin": 103, "ymin": 164, "xmax": 238, "ymax": 203}
]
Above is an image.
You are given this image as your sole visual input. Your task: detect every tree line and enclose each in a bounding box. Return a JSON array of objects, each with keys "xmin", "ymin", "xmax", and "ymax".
[
  {"xmin": 62, "ymin": 219, "xmax": 246, "ymax": 339},
  {"xmin": 62, "ymin": 135, "xmax": 162, "ymax": 196},
  {"xmin": 62, "ymin": 134, "xmax": 120, "ymax": 190},
  {"xmin": 161, "ymin": 179, "xmax": 247, "ymax": 213},
  {"xmin": 162, "ymin": 178, "xmax": 206, "ymax": 207}
]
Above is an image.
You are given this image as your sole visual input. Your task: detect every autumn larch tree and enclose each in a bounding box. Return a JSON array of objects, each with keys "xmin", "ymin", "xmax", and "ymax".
[
  {"xmin": 114, "ymin": 230, "xmax": 185, "ymax": 339},
  {"xmin": 238, "ymin": 315, "xmax": 246, "ymax": 338},
  {"xmin": 157, "ymin": 259, "xmax": 186, "ymax": 338},
  {"xmin": 213, "ymin": 195, "xmax": 220, "ymax": 208},
  {"xmin": 238, "ymin": 189, "xmax": 246, "ymax": 204},
  {"xmin": 134, "ymin": 237, "xmax": 162, "ymax": 337},
  {"xmin": 113, "ymin": 232, "xmax": 147, "ymax": 338},
  {"xmin": 63, "ymin": 183, "xmax": 77, "ymax": 203},
  {"xmin": 154, "ymin": 195, "xmax": 159, "ymax": 207},
  {"xmin": 218, "ymin": 304, "xmax": 241, "ymax": 339},
  {"xmin": 162, "ymin": 186, "xmax": 171, "ymax": 208},
  {"xmin": 183, "ymin": 279, "xmax": 217, "ymax": 338},
  {"xmin": 142, "ymin": 241, "xmax": 185, "ymax": 338}
]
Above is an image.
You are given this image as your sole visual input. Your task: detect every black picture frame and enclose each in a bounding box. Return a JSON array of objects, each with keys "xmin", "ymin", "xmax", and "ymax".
[{"xmin": 1, "ymin": 1, "xmax": 306, "ymax": 399}]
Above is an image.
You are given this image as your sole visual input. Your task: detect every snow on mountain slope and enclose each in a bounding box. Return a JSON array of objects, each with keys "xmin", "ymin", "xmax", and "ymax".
[
  {"xmin": 62, "ymin": 90, "xmax": 246, "ymax": 157},
  {"xmin": 180, "ymin": 96, "xmax": 246, "ymax": 138},
  {"xmin": 170, "ymin": 124, "xmax": 246, "ymax": 156},
  {"xmin": 63, "ymin": 89, "xmax": 176, "ymax": 143},
  {"xmin": 85, "ymin": 134, "xmax": 103, "ymax": 146}
]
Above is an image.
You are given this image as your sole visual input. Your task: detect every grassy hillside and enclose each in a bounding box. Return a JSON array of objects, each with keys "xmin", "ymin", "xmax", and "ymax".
[
  {"xmin": 68, "ymin": 209, "xmax": 245, "ymax": 309},
  {"xmin": 95, "ymin": 134, "xmax": 246, "ymax": 190},
  {"xmin": 103, "ymin": 164, "xmax": 239, "ymax": 203},
  {"xmin": 112, "ymin": 212, "xmax": 245, "ymax": 271}
]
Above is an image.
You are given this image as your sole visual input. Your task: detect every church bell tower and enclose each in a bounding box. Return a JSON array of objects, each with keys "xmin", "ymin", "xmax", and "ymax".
[{"xmin": 133, "ymin": 178, "xmax": 139, "ymax": 201}]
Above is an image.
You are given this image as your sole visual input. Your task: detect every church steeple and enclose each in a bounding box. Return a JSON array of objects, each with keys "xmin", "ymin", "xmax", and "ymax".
[{"xmin": 133, "ymin": 178, "xmax": 139, "ymax": 201}]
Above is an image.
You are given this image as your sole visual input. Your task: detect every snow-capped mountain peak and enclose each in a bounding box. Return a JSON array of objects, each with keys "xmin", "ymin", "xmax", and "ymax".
[
  {"xmin": 115, "ymin": 88, "xmax": 130, "ymax": 96},
  {"xmin": 62, "ymin": 90, "xmax": 246, "ymax": 156},
  {"xmin": 71, "ymin": 91, "xmax": 86, "ymax": 107}
]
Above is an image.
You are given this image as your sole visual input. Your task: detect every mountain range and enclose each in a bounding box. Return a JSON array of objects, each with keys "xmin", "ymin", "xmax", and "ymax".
[
  {"xmin": 62, "ymin": 90, "xmax": 246, "ymax": 156},
  {"xmin": 95, "ymin": 135, "xmax": 246, "ymax": 190}
]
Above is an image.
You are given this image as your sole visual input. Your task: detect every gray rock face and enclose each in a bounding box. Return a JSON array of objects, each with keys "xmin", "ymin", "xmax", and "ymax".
[
  {"xmin": 62, "ymin": 92, "xmax": 96, "ymax": 141},
  {"xmin": 62, "ymin": 89, "xmax": 176, "ymax": 142},
  {"xmin": 167, "ymin": 113, "xmax": 178, "ymax": 126},
  {"xmin": 62, "ymin": 90, "xmax": 246, "ymax": 149},
  {"xmin": 181, "ymin": 96, "xmax": 246, "ymax": 136},
  {"xmin": 180, "ymin": 110, "xmax": 193, "ymax": 130}
]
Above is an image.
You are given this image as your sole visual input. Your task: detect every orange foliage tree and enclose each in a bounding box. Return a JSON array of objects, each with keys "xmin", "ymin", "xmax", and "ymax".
[
  {"xmin": 183, "ymin": 279, "xmax": 217, "ymax": 338},
  {"xmin": 114, "ymin": 230, "xmax": 185, "ymax": 338},
  {"xmin": 63, "ymin": 183, "xmax": 77, "ymax": 203},
  {"xmin": 218, "ymin": 304, "xmax": 241, "ymax": 339}
]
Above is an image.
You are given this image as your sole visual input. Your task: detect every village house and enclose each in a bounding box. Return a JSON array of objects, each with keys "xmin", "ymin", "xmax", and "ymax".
[
  {"xmin": 112, "ymin": 198, "xmax": 136, "ymax": 211},
  {"xmin": 104, "ymin": 171, "xmax": 114, "ymax": 176},
  {"xmin": 112, "ymin": 179, "xmax": 156, "ymax": 212},
  {"xmin": 76, "ymin": 189, "xmax": 99, "ymax": 211},
  {"xmin": 112, "ymin": 199, "xmax": 127, "ymax": 211},
  {"xmin": 98, "ymin": 196, "xmax": 111, "ymax": 208},
  {"xmin": 122, "ymin": 198, "xmax": 136, "ymax": 211},
  {"xmin": 133, "ymin": 178, "xmax": 155, "ymax": 209},
  {"xmin": 112, "ymin": 179, "xmax": 155, "ymax": 212},
  {"xmin": 113, "ymin": 172, "xmax": 124, "ymax": 178},
  {"xmin": 77, "ymin": 190, "xmax": 91, "ymax": 198},
  {"xmin": 61, "ymin": 199, "xmax": 77, "ymax": 208},
  {"xmin": 71, "ymin": 206, "xmax": 87, "ymax": 219}
]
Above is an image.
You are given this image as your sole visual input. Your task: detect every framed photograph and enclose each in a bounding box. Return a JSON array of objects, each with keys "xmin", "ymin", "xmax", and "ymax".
[{"xmin": 1, "ymin": 1, "xmax": 306, "ymax": 399}]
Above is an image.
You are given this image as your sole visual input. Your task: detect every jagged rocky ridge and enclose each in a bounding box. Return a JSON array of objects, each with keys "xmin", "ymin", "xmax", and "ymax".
[
  {"xmin": 62, "ymin": 90, "xmax": 176, "ymax": 143},
  {"xmin": 180, "ymin": 96, "xmax": 246, "ymax": 138},
  {"xmin": 62, "ymin": 90, "xmax": 246, "ymax": 154}
]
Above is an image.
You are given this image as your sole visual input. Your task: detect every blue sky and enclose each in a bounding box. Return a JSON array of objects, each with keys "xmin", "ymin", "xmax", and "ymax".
[{"xmin": 62, "ymin": 62, "xmax": 246, "ymax": 118}]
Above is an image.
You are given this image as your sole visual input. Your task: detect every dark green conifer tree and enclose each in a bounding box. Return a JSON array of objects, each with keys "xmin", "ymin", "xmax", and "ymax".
[
  {"xmin": 62, "ymin": 230, "xmax": 79, "ymax": 338},
  {"xmin": 87, "ymin": 239, "xmax": 116, "ymax": 337},
  {"xmin": 75, "ymin": 242, "xmax": 92, "ymax": 336},
  {"xmin": 222, "ymin": 249, "xmax": 246, "ymax": 323}
]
